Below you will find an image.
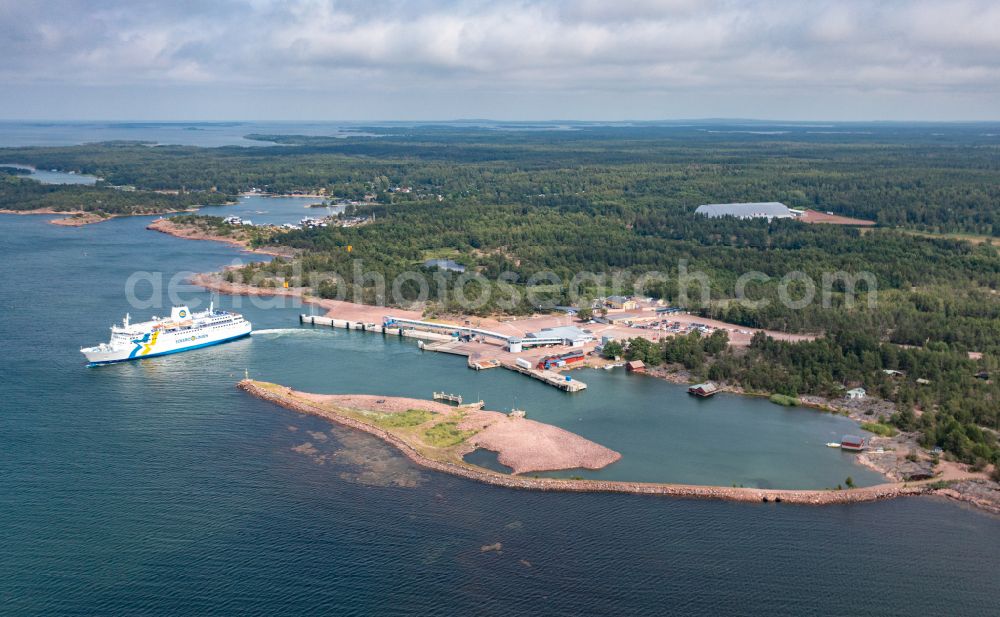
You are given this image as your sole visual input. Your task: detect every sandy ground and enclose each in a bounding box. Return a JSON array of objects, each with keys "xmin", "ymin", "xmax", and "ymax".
[
  {"xmin": 458, "ymin": 409, "xmax": 621, "ymax": 473},
  {"xmin": 50, "ymin": 212, "xmax": 111, "ymax": 226},
  {"xmin": 800, "ymin": 209, "xmax": 876, "ymax": 226},
  {"xmin": 2, "ymin": 207, "xmax": 202, "ymax": 227},
  {"xmin": 397, "ymin": 308, "xmax": 813, "ymax": 347},
  {"xmin": 194, "ymin": 269, "xmax": 815, "ymax": 375},
  {"xmin": 287, "ymin": 390, "xmax": 621, "ymax": 474},
  {"xmin": 149, "ymin": 218, "xmax": 296, "ymax": 257},
  {"xmin": 0, "ymin": 207, "xmax": 80, "ymax": 215},
  {"xmin": 0, "ymin": 207, "xmax": 107, "ymax": 226}
]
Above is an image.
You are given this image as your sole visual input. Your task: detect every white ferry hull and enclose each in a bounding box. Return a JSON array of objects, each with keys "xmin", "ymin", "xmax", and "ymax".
[{"xmin": 81, "ymin": 306, "xmax": 252, "ymax": 365}]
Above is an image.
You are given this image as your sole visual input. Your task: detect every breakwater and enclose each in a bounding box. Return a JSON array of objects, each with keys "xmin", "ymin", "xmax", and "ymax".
[{"xmin": 238, "ymin": 380, "xmax": 931, "ymax": 506}]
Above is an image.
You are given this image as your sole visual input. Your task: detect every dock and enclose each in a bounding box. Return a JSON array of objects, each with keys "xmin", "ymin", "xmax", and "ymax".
[
  {"xmin": 503, "ymin": 361, "xmax": 587, "ymax": 392},
  {"xmin": 301, "ymin": 313, "xmax": 587, "ymax": 392},
  {"xmin": 433, "ymin": 391, "xmax": 464, "ymax": 405},
  {"xmin": 468, "ymin": 358, "xmax": 501, "ymax": 370},
  {"xmin": 300, "ymin": 314, "xmax": 451, "ymax": 341}
]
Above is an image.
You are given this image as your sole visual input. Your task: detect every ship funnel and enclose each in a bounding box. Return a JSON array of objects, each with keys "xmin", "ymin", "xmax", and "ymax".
[{"xmin": 171, "ymin": 306, "xmax": 191, "ymax": 321}]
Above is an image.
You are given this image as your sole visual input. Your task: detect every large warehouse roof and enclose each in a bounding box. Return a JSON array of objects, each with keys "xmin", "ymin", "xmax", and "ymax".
[
  {"xmin": 526, "ymin": 326, "xmax": 594, "ymax": 343},
  {"xmin": 695, "ymin": 202, "xmax": 796, "ymax": 219}
]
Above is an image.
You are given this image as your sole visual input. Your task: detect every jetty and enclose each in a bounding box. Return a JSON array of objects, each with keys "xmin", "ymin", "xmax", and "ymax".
[
  {"xmin": 433, "ymin": 391, "xmax": 463, "ymax": 405},
  {"xmin": 300, "ymin": 313, "xmax": 588, "ymax": 392},
  {"xmin": 503, "ymin": 361, "xmax": 587, "ymax": 392}
]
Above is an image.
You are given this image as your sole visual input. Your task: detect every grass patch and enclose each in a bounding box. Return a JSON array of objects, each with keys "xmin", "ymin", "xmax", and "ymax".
[
  {"xmin": 860, "ymin": 422, "xmax": 898, "ymax": 437},
  {"xmin": 890, "ymin": 228, "xmax": 995, "ymax": 246},
  {"xmin": 769, "ymin": 393, "xmax": 801, "ymax": 407},
  {"xmin": 423, "ymin": 421, "xmax": 474, "ymax": 447},
  {"xmin": 420, "ymin": 248, "xmax": 462, "ymax": 260},
  {"xmin": 367, "ymin": 408, "xmax": 433, "ymax": 428}
]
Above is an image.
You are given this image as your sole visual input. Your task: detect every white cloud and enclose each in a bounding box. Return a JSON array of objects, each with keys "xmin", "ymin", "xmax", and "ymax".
[{"xmin": 0, "ymin": 0, "xmax": 997, "ymax": 119}]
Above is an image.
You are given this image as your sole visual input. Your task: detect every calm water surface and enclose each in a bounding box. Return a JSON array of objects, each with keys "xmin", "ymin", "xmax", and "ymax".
[
  {"xmin": 1, "ymin": 214, "xmax": 997, "ymax": 616},
  {"xmin": 0, "ymin": 121, "xmax": 374, "ymax": 147},
  {"xmin": 0, "ymin": 163, "xmax": 99, "ymax": 185},
  {"xmin": 196, "ymin": 194, "xmax": 344, "ymax": 226}
]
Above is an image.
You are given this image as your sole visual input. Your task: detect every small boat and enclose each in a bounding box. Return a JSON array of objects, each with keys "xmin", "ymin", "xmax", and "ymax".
[
  {"xmin": 826, "ymin": 442, "xmax": 842, "ymax": 448},
  {"xmin": 839, "ymin": 434, "xmax": 866, "ymax": 451}
]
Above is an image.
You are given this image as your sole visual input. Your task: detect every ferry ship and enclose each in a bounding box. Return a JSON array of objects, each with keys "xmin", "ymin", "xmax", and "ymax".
[{"xmin": 81, "ymin": 303, "xmax": 251, "ymax": 365}]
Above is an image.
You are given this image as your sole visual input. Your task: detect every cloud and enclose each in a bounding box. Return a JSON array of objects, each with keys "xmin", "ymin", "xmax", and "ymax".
[{"xmin": 0, "ymin": 0, "xmax": 998, "ymax": 119}]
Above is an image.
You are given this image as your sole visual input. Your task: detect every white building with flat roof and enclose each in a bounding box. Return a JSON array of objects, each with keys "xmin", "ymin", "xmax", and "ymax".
[
  {"xmin": 695, "ymin": 202, "xmax": 798, "ymax": 221},
  {"xmin": 526, "ymin": 326, "xmax": 594, "ymax": 347}
]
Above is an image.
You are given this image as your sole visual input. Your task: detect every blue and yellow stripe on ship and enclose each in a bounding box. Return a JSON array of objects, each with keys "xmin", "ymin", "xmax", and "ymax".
[{"xmin": 128, "ymin": 331, "xmax": 159, "ymax": 358}]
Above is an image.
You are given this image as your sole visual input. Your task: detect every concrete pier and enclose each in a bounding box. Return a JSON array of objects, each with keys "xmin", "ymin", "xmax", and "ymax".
[
  {"xmin": 502, "ymin": 362, "xmax": 588, "ymax": 392},
  {"xmin": 300, "ymin": 313, "xmax": 587, "ymax": 392}
]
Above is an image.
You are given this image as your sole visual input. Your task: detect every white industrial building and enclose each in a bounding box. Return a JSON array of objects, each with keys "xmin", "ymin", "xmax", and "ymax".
[
  {"xmin": 695, "ymin": 202, "xmax": 799, "ymax": 221},
  {"xmin": 526, "ymin": 326, "xmax": 594, "ymax": 347}
]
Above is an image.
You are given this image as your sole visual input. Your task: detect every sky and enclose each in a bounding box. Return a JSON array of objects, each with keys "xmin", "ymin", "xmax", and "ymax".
[{"xmin": 1, "ymin": 0, "xmax": 998, "ymax": 121}]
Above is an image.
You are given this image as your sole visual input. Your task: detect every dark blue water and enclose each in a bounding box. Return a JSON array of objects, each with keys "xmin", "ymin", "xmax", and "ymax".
[{"xmin": 1, "ymin": 214, "xmax": 997, "ymax": 616}]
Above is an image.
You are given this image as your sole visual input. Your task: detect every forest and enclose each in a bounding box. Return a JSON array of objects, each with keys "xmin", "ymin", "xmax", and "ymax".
[
  {"xmin": 0, "ymin": 170, "xmax": 231, "ymax": 215},
  {"xmin": 3, "ymin": 123, "xmax": 999, "ymax": 232}
]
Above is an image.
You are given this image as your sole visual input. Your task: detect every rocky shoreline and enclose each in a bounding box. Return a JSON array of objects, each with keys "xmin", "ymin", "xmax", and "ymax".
[
  {"xmin": 638, "ymin": 364, "xmax": 988, "ymax": 487},
  {"xmin": 147, "ymin": 218, "xmax": 297, "ymax": 258},
  {"xmin": 1, "ymin": 207, "xmax": 202, "ymax": 226},
  {"xmin": 237, "ymin": 379, "xmax": 965, "ymax": 508}
]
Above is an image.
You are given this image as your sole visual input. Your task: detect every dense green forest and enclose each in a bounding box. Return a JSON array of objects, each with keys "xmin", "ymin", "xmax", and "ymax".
[
  {"xmin": 0, "ymin": 173, "xmax": 231, "ymax": 215},
  {"xmin": 2, "ymin": 123, "xmax": 998, "ymax": 465},
  {"xmin": 3, "ymin": 124, "xmax": 999, "ymax": 231}
]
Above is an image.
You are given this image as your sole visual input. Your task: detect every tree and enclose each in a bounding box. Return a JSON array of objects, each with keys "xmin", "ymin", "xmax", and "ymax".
[
  {"xmin": 704, "ymin": 329, "xmax": 730, "ymax": 355},
  {"xmin": 602, "ymin": 340, "xmax": 624, "ymax": 359},
  {"xmin": 576, "ymin": 307, "xmax": 593, "ymax": 321}
]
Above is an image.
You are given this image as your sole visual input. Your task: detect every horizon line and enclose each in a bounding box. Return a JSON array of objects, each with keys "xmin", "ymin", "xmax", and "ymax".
[{"xmin": 1, "ymin": 118, "xmax": 1000, "ymax": 125}]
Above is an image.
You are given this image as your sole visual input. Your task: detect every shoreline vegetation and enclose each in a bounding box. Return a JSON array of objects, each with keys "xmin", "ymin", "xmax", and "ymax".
[{"xmin": 239, "ymin": 380, "xmax": 996, "ymax": 511}]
